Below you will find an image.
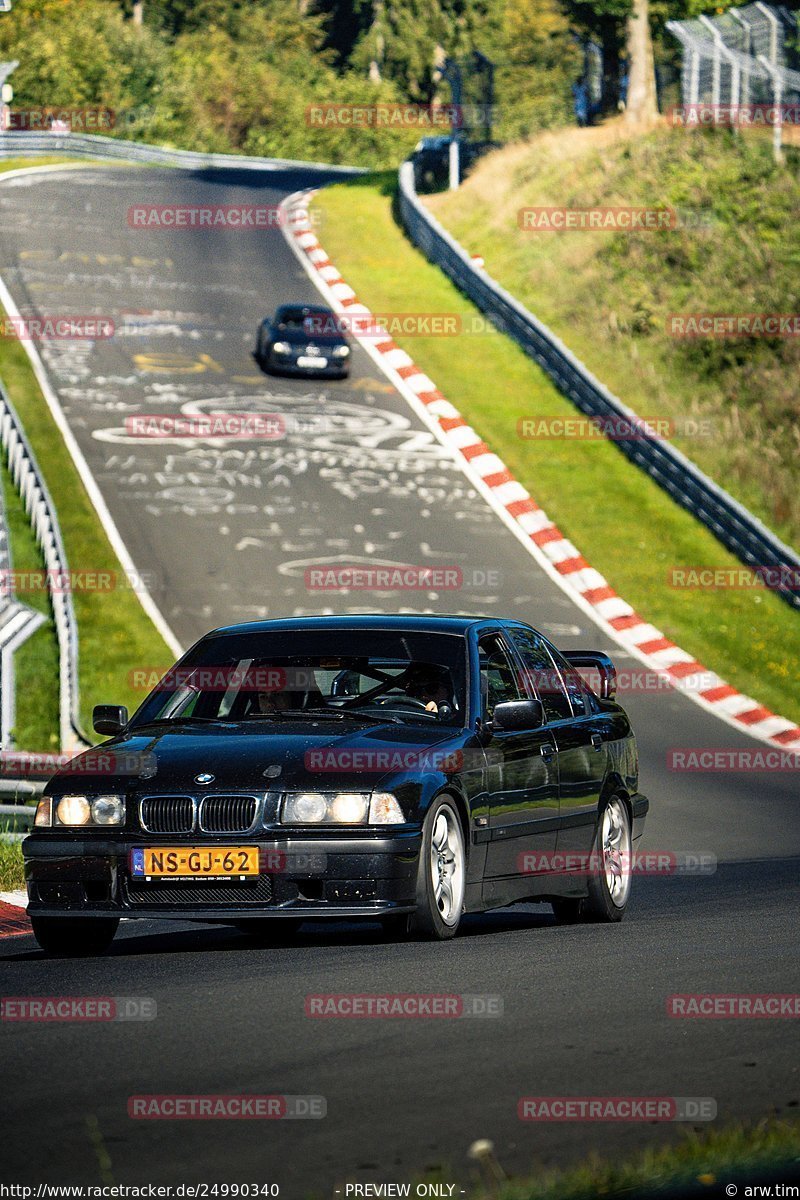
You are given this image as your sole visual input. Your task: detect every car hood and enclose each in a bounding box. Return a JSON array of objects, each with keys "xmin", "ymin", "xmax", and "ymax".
[{"xmin": 46, "ymin": 719, "xmax": 462, "ymax": 793}]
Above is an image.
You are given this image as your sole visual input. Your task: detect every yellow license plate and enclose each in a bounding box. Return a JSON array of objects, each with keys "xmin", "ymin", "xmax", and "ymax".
[{"xmin": 132, "ymin": 846, "xmax": 259, "ymax": 878}]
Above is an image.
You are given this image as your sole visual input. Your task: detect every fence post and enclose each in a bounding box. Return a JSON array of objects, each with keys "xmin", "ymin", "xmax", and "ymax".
[
  {"xmin": 755, "ymin": 1, "xmax": 779, "ymax": 64},
  {"xmin": 758, "ymin": 54, "xmax": 784, "ymax": 163},
  {"xmin": 730, "ymin": 9, "xmax": 752, "ymax": 106},
  {"xmin": 700, "ymin": 16, "xmax": 741, "ymax": 129},
  {"xmin": 689, "ymin": 48, "xmax": 701, "ymax": 105}
]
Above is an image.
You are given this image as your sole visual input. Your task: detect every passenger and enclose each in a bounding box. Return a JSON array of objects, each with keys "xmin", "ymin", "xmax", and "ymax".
[{"xmin": 253, "ymin": 666, "xmax": 325, "ymax": 714}]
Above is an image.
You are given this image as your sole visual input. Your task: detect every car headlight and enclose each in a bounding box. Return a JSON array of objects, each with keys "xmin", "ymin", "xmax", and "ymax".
[
  {"xmin": 53, "ymin": 794, "xmax": 125, "ymax": 827},
  {"xmin": 91, "ymin": 795, "xmax": 125, "ymax": 826},
  {"xmin": 56, "ymin": 795, "xmax": 91, "ymax": 826},
  {"xmin": 280, "ymin": 791, "xmax": 404, "ymax": 825},
  {"xmin": 283, "ymin": 792, "xmax": 329, "ymax": 823},
  {"xmin": 272, "ymin": 340, "xmax": 291, "ymax": 355},
  {"xmin": 330, "ymin": 792, "xmax": 369, "ymax": 823},
  {"xmin": 331, "ymin": 345, "xmax": 350, "ymax": 358},
  {"xmin": 34, "ymin": 797, "xmax": 52, "ymax": 828}
]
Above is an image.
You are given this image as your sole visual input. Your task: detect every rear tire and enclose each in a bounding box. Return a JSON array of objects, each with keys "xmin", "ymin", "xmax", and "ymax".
[
  {"xmin": 583, "ymin": 795, "xmax": 632, "ymax": 922},
  {"xmin": 551, "ymin": 797, "xmax": 632, "ymax": 925},
  {"xmin": 30, "ymin": 915, "xmax": 119, "ymax": 957},
  {"xmin": 409, "ymin": 797, "xmax": 466, "ymax": 940}
]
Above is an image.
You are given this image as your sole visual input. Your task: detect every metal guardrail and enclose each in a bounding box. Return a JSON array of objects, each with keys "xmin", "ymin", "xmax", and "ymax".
[
  {"xmin": 0, "ymin": 800, "xmax": 35, "ymax": 843},
  {"xmin": 0, "ymin": 463, "xmax": 46, "ymax": 746},
  {"xmin": 397, "ymin": 160, "xmax": 800, "ymax": 609},
  {"xmin": 0, "ymin": 381, "xmax": 89, "ymax": 748},
  {"xmin": 0, "ymin": 130, "xmax": 365, "ymax": 175},
  {"xmin": 0, "ymin": 799, "xmax": 35, "ymax": 822}
]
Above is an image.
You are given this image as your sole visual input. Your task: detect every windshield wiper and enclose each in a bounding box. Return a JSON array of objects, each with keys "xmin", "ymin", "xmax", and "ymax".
[
  {"xmin": 277, "ymin": 706, "xmax": 403, "ymax": 725},
  {"xmin": 132, "ymin": 716, "xmax": 225, "ymax": 728},
  {"xmin": 325, "ymin": 706, "xmax": 405, "ymax": 724}
]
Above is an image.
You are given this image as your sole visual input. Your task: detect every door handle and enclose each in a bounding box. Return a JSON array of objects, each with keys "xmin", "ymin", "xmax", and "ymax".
[
  {"xmin": 591, "ymin": 733, "xmax": 603, "ymax": 751},
  {"xmin": 540, "ymin": 743, "xmax": 555, "ymax": 762}
]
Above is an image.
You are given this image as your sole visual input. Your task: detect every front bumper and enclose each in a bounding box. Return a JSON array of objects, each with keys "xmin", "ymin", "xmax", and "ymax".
[
  {"xmin": 267, "ymin": 356, "xmax": 348, "ymax": 379},
  {"xmin": 23, "ymin": 830, "xmax": 421, "ymax": 922}
]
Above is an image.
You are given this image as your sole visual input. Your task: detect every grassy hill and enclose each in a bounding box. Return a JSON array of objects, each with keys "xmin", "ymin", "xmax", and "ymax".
[{"xmin": 427, "ymin": 121, "xmax": 800, "ymax": 552}]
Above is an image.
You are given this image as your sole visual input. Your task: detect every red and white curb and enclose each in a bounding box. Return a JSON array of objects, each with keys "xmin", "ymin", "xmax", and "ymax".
[
  {"xmin": 281, "ymin": 188, "xmax": 800, "ymax": 753},
  {"xmin": 0, "ymin": 890, "xmax": 30, "ymax": 939}
]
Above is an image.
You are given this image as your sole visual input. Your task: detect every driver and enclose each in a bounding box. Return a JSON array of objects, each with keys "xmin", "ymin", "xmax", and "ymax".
[{"xmin": 404, "ymin": 664, "xmax": 451, "ymax": 714}]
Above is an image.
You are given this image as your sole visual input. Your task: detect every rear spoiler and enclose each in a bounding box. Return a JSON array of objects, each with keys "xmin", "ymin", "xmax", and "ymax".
[{"xmin": 561, "ymin": 651, "xmax": 617, "ymax": 701}]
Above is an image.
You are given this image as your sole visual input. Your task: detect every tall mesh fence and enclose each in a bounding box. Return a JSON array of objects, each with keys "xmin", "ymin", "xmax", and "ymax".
[{"xmin": 667, "ymin": 5, "xmax": 800, "ymax": 158}]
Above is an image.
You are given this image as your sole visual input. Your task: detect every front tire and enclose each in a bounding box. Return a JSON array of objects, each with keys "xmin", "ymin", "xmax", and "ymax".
[
  {"xmin": 30, "ymin": 915, "xmax": 119, "ymax": 957},
  {"xmin": 409, "ymin": 797, "xmax": 466, "ymax": 940}
]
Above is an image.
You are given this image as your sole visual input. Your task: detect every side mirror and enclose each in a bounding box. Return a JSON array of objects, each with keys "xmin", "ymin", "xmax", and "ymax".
[
  {"xmin": 492, "ymin": 698, "xmax": 544, "ymax": 731},
  {"xmin": 93, "ymin": 704, "xmax": 128, "ymax": 736},
  {"xmin": 561, "ymin": 651, "xmax": 617, "ymax": 700}
]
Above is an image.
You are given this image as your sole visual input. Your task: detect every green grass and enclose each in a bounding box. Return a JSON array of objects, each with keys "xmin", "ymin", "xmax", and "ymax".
[
  {"xmin": 0, "ymin": 838, "xmax": 24, "ymax": 891},
  {"xmin": 461, "ymin": 1116, "xmax": 800, "ymax": 1200},
  {"xmin": 0, "ymin": 159, "xmax": 174, "ymax": 744},
  {"xmin": 314, "ymin": 171, "xmax": 800, "ymax": 724},
  {"xmin": 0, "ymin": 157, "xmax": 79, "ymax": 175}
]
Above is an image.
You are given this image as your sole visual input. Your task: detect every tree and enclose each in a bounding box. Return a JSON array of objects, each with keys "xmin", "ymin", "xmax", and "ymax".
[{"xmin": 625, "ymin": 0, "xmax": 658, "ymax": 124}]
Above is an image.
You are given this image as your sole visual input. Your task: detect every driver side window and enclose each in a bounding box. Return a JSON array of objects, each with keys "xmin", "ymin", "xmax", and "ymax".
[{"xmin": 478, "ymin": 635, "xmax": 523, "ymax": 720}]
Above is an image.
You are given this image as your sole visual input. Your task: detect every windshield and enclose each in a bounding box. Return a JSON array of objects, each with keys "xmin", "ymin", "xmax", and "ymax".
[{"xmin": 131, "ymin": 628, "xmax": 467, "ymax": 729}]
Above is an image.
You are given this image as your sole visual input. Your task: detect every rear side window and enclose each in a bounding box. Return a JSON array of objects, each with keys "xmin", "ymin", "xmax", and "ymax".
[
  {"xmin": 506, "ymin": 628, "xmax": 572, "ymax": 722},
  {"xmin": 478, "ymin": 634, "xmax": 524, "ymax": 719},
  {"xmin": 550, "ymin": 651, "xmax": 599, "ymax": 717}
]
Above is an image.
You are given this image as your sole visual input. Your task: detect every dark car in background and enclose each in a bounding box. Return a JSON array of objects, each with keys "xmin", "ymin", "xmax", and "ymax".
[
  {"xmin": 24, "ymin": 615, "xmax": 648, "ymax": 955},
  {"xmin": 411, "ymin": 136, "xmax": 495, "ymax": 192},
  {"xmin": 255, "ymin": 303, "xmax": 350, "ymax": 378}
]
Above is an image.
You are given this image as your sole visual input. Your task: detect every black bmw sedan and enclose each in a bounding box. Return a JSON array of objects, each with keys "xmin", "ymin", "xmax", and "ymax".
[
  {"xmin": 24, "ymin": 615, "xmax": 648, "ymax": 954},
  {"xmin": 255, "ymin": 303, "xmax": 350, "ymax": 378}
]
